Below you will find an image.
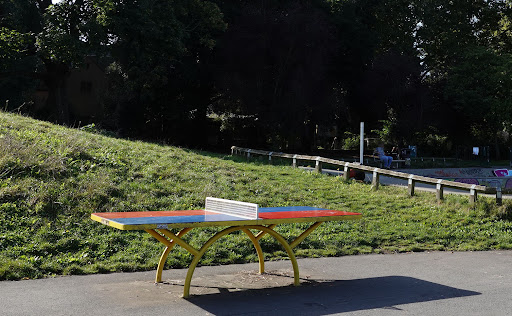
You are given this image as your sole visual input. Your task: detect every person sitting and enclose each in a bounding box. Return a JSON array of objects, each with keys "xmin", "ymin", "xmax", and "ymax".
[{"xmin": 376, "ymin": 143, "xmax": 393, "ymax": 169}]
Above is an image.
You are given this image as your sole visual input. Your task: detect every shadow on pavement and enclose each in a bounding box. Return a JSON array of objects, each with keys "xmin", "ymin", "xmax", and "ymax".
[{"xmin": 187, "ymin": 275, "xmax": 480, "ymax": 315}]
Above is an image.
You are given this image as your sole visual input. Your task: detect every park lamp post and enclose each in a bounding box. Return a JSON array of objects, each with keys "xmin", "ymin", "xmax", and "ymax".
[{"xmin": 360, "ymin": 122, "xmax": 364, "ymax": 165}]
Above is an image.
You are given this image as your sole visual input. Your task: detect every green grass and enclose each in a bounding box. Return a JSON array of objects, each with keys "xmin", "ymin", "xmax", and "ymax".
[{"xmin": 1, "ymin": 111, "xmax": 512, "ymax": 280}]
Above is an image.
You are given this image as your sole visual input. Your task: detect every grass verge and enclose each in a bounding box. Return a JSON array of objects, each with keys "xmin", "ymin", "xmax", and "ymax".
[{"xmin": 1, "ymin": 111, "xmax": 512, "ymax": 280}]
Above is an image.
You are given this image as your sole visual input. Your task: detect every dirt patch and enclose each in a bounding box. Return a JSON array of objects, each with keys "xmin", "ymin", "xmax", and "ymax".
[{"xmin": 92, "ymin": 268, "xmax": 316, "ymax": 305}]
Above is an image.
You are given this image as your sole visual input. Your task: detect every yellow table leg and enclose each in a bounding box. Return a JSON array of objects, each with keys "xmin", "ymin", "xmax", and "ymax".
[
  {"xmin": 146, "ymin": 223, "xmax": 327, "ymax": 298},
  {"xmin": 242, "ymin": 228, "xmax": 265, "ymax": 274},
  {"xmin": 254, "ymin": 224, "xmax": 277, "ymax": 241},
  {"xmin": 154, "ymin": 227, "xmax": 193, "ymax": 283},
  {"xmin": 289, "ymin": 222, "xmax": 323, "ymax": 249},
  {"xmin": 183, "ymin": 225, "xmax": 299, "ymax": 298}
]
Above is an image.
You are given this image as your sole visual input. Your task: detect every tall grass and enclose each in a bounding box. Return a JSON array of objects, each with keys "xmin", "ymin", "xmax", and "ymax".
[{"xmin": 1, "ymin": 111, "xmax": 512, "ymax": 280}]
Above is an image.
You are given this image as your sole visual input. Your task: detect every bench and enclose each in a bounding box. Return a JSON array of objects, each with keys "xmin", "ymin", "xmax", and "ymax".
[{"xmin": 370, "ymin": 155, "xmax": 407, "ymax": 168}]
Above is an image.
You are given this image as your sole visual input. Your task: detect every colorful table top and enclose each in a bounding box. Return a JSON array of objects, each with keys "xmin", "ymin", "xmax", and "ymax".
[{"xmin": 91, "ymin": 206, "xmax": 362, "ymax": 230}]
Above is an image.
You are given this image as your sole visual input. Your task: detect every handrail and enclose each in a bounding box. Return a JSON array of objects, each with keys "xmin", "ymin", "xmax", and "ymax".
[{"xmin": 231, "ymin": 146, "xmax": 501, "ymax": 205}]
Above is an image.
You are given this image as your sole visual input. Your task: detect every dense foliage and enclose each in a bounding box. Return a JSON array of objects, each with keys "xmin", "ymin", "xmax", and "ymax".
[{"xmin": 1, "ymin": 0, "xmax": 512, "ymax": 154}]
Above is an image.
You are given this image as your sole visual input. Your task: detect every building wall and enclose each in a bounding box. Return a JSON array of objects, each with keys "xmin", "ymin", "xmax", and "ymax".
[{"xmin": 66, "ymin": 57, "xmax": 107, "ymax": 120}]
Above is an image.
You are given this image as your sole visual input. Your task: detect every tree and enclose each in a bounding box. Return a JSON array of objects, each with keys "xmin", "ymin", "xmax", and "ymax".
[
  {"xmin": 1, "ymin": 0, "xmax": 225, "ymax": 144},
  {"xmin": 327, "ymin": 0, "xmax": 380, "ymax": 133},
  {"xmin": 414, "ymin": 1, "xmax": 512, "ymax": 155},
  {"xmin": 343, "ymin": 0, "xmax": 512, "ymax": 152},
  {"xmin": 100, "ymin": 0, "xmax": 226, "ymax": 144},
  {"xmin": 414, "ymin": 0, "xmax": 510, "ymax": 81},
  {"xmin": 2, "ymin": 0, "xmax": 512, "ymax": 153},
  {"xmin": 355, "ymin": 51, "xmax": 431, "ymax": 146},
  {"xmin": 444, "ymin": 46, "xmax": 512, "ymax": 156},
  {"xmin": 212, "ymin": 0, "xmax": 337, "ymax": 151},
  {"xmin": 0, "ymin": 0, "xmax": 107, "ymax": 123},
  {"xmin": 0, "ymin": 0, "xmax": 43, "ymax": 112}
]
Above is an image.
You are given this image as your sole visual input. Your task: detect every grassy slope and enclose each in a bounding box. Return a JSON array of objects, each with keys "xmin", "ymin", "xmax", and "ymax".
[{"xmin": 1, "ymin": 111, "xmax": 512, "ymax": 280}]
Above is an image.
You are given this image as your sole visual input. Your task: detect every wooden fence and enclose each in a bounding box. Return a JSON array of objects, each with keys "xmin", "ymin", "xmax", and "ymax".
[{"xmin": 231, "ymin": 146, "xmax": 503, "ymax": 205}]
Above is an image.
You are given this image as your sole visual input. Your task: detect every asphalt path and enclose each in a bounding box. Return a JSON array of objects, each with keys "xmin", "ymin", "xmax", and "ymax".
[{"xmin": 2, "ymin": 251, "xmax": 512, "ymax": 315}]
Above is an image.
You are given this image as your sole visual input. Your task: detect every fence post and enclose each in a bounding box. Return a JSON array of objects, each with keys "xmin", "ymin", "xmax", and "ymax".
[
  {"xmin": 436, "ymin": 180, "xmax": 444, "ymax": 202},
  {"xmin": 315, "ymin": 157, "xmax": 322, "ymax": 173},
  {"xmin": 496, "ymin": 186, "xmax": 502, "ymax": 206},
  {"xmin": 343, "ymin": 163, "xmax": 350, "ymax": 181},
  {"xmin": 408, "ymin": 174, "xmax": 415, "ymax": 196},
  {"xmin": 469, "ymin": 185, "xmax": 477, "ymax": 204},
  {"xmin": 371, "ymin": 169, "xmax": 379, "ymax": 190},
  {"xmin": 233, "ymin": 146, "xmax": 489, "ymax": 206}
]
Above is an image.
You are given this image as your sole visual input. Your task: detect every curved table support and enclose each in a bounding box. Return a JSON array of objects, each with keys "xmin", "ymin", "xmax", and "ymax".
[
  {"xmin": 183, "ymin": 225, "xmax": 299, "ymax": 298},
  {"xmin": 154, "ymin": 227, "xmax": 192, "ymax": 283},
  {"xmin": 241, "ymin": 228, "xmax": 265, "ymax": 274},
  {"xmin": 145, "ymin": 222, "xmax": 326, "ymax": 298}
]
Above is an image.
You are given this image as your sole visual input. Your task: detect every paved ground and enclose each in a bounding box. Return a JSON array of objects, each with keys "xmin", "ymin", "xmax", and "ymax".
[{"xmin": 2, "ymin": 251, "xmax": 512, "ymax": 315}]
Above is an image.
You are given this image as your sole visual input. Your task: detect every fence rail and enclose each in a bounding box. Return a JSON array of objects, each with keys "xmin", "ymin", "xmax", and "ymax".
[{"xmin": 231, "ymin": 146, "xmax": 503, "ymax": 205}]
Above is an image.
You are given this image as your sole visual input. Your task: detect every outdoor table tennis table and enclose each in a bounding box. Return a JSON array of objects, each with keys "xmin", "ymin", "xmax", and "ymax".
[{"xmin": 91, "ymin": 197, "xmax": 362, "ymax": 298}]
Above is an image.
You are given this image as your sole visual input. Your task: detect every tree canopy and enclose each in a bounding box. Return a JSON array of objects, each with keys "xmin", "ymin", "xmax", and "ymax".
[{"xmin": 1, "ymin": 0, "xmax": 512, "ymax": 156}]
